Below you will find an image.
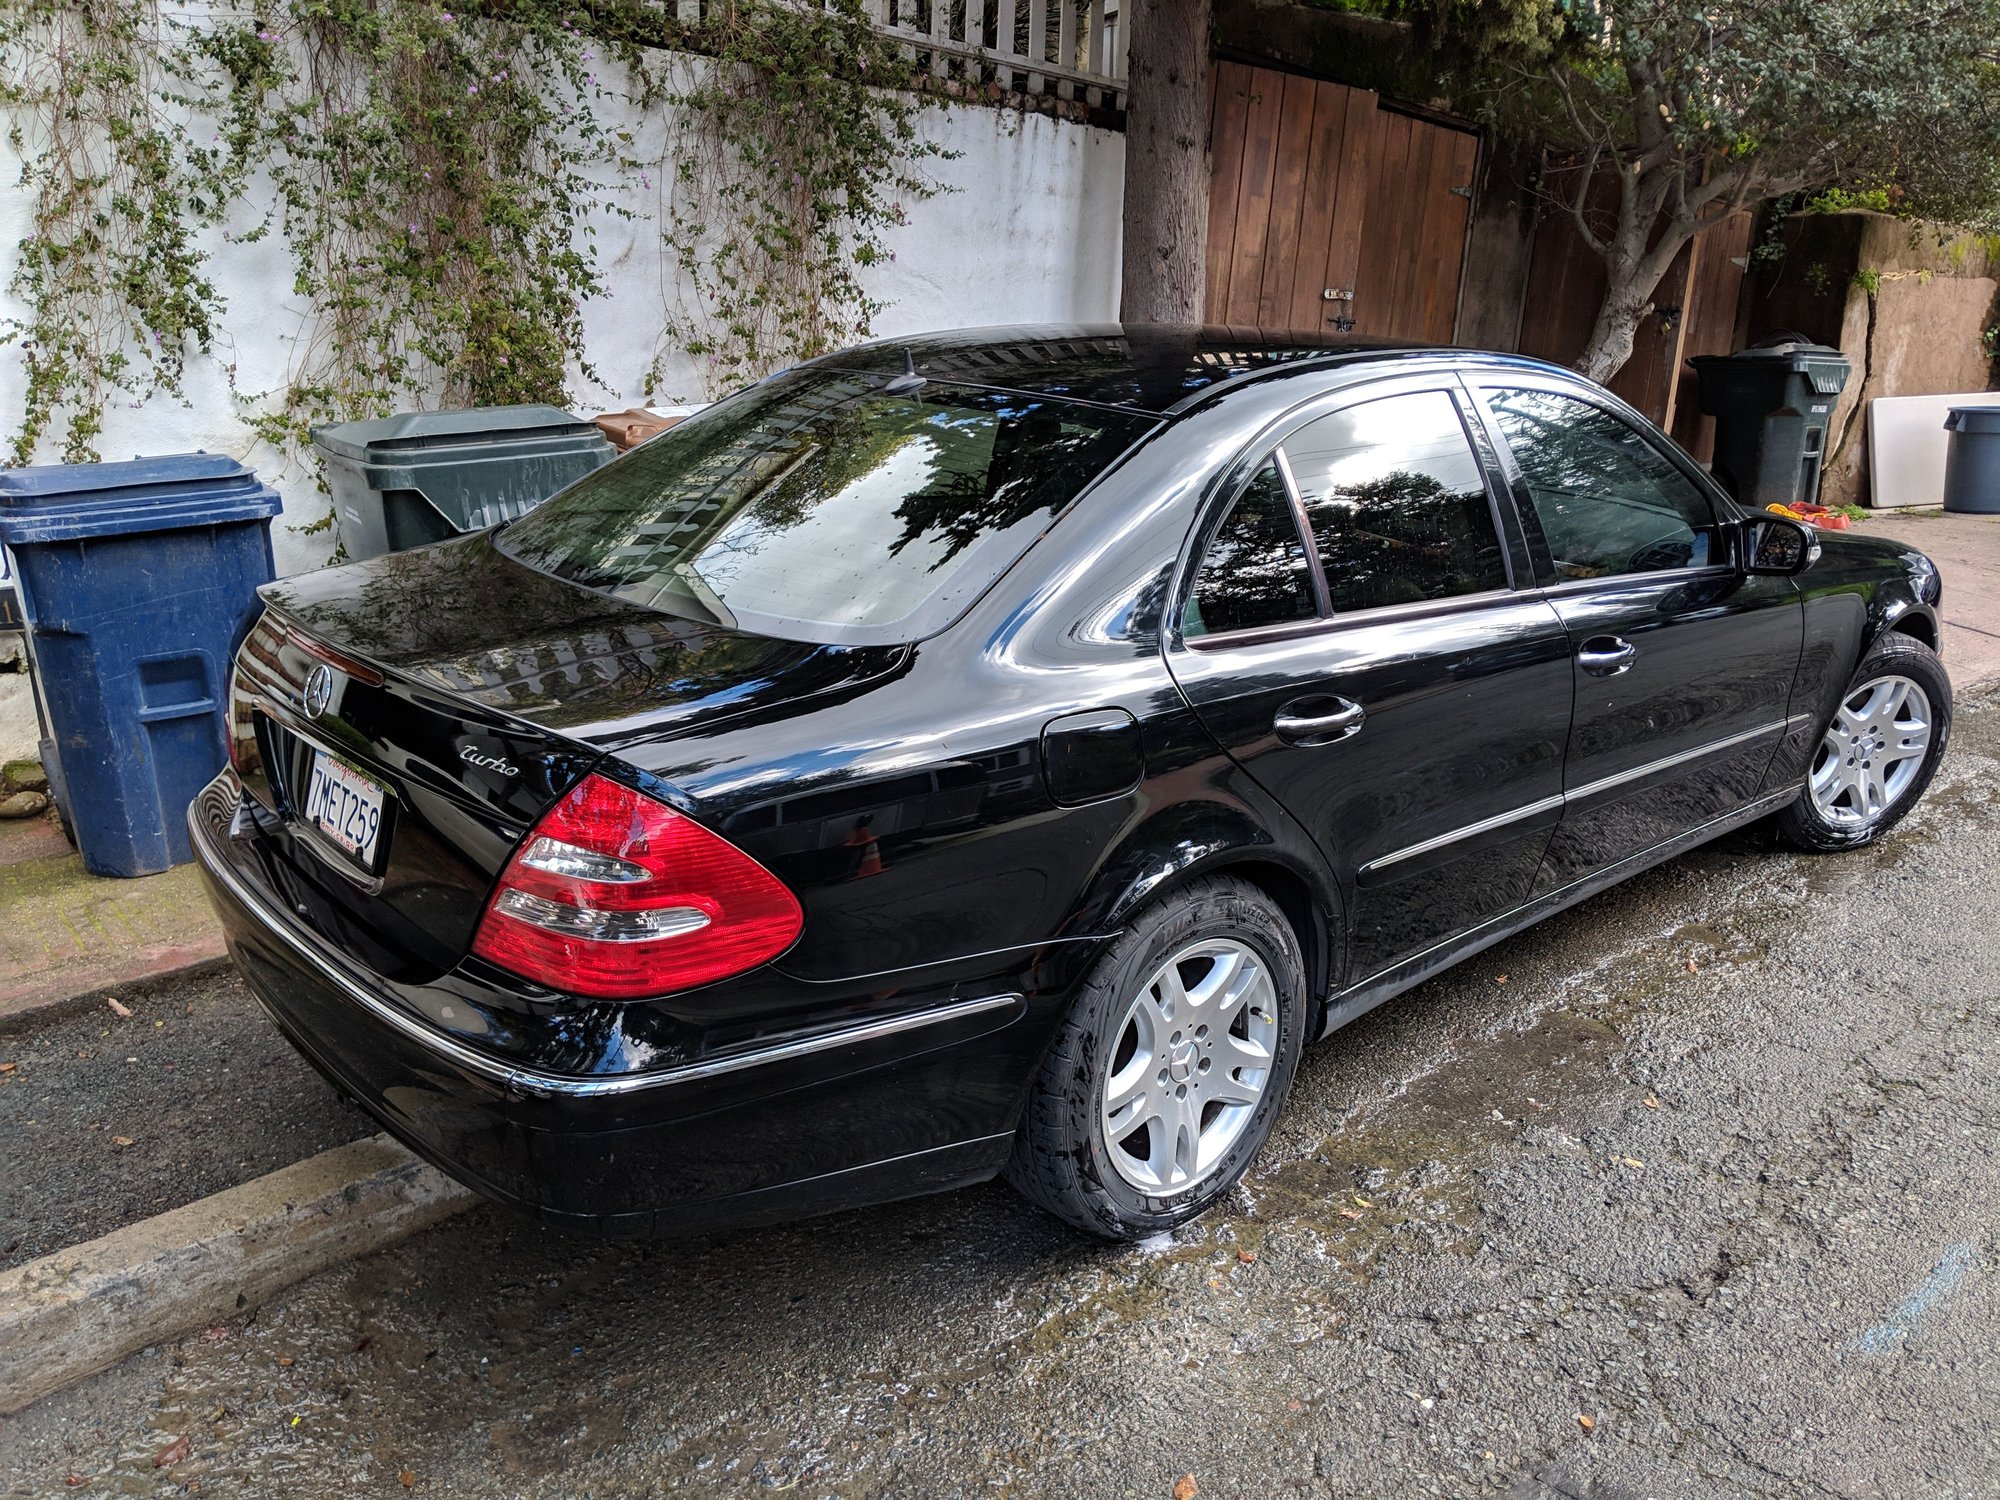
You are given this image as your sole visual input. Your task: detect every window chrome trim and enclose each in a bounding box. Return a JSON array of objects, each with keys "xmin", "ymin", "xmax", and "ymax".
[
  {"xmin": 1537, "ymin": 563, "xmax": 1740, "ymax": 600},
  {"xmin": 1182, "ymin": 586, "xmax": 1524, "ymax": 652},
  {"xmin": 189, "ymin": 802, "xmax": 1020, "ymax": 1100},
  {"xmin": 1170, "ymin": 372, "xmax": 1531, "ymax": 655},
  {"xmin": 1271, "ymin": 444, "xmax": 1332, "ymax": 616}
]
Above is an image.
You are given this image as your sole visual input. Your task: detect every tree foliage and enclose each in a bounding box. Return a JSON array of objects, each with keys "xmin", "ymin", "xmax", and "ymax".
[{"xmin": 1408, "ymin": 0, "xmax": 2000, "ymax": 377}]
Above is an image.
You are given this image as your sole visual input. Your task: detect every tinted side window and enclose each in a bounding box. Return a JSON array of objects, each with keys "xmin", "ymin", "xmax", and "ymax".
[
  {"xmin": 1484, "ymin": 387, "xmax": 1720, "ymax": 579},
  {"xmin": 1280, "ymin": 390, "xmax": 1508, "ymax": 613},
  {"xmin": 1182, "ymin": 462, "xmax": 1317, "ymax": 639}
]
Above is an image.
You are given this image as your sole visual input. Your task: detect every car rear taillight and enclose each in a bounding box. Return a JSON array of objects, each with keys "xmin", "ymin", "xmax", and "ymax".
[{"xmin": 471, "ymin": 773, "xmax": 802, "ymax": 1000}]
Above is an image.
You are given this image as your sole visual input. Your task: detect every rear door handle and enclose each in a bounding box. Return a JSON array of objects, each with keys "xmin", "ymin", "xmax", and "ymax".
[
  {"xmin": 1274, "ymin": 696, "xmax": 1365, "ymax": 746},
  {"xmin": 1577, "ymin": 636, "xmax": 1637, "ymax": 676}
]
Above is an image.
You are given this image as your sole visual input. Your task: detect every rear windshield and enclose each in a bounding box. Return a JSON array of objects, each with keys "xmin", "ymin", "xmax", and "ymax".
[{"xmin": 495, "ymin": 367, "xmax": 1154, "ymax": 644}]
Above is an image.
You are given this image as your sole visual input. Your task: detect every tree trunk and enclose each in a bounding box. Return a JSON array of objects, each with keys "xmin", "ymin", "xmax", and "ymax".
[
  {"xmin": 1119, "ymin": 0, "xmax": 1212, "ymax": 324},
  {"xmin": 1574, "ymin": 274, "xmax": 1655, "ymax": 384}
]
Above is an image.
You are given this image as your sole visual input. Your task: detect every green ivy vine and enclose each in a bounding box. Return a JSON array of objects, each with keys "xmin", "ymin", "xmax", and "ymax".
[
  {"xmin": 189, "ymin": 0, "xmax": 635, "ymax": 453},
  {"xmin": 0, "ymin": 0, "xmax": 228, "ymax": 463},
  {"xmin": 643, "ymin": 1, "xmax": 951, "ymax": 394},
  {"xmin": 0, "ymin": 0, "xmax": 947, "ymax": 470}
]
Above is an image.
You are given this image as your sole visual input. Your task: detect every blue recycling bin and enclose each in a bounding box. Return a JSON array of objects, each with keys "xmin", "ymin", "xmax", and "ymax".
[{"xmin": 0, "ymin": 455, "xmax": 281, "ymax": 876}]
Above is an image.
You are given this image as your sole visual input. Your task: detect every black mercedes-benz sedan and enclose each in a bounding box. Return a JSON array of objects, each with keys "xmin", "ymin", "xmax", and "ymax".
[{"xmin": 192, "ymin": 326, "xmax": 1951, "ymax": 1241}]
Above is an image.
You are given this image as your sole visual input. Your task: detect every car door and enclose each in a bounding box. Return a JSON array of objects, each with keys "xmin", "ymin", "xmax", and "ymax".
[
  {"xmin": 1466, "ymin": 377, "xmax": 1805, "ymax": 889},
  {"xmin": 1167, "ymin": 377, "xmax": 1575, "ymax": 984}
]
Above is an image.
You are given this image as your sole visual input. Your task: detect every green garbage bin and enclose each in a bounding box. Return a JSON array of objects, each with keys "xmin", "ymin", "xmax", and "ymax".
[
  {"xmin": 1690, "ymin": 341, "xmax": 1852, "ymax": 510},
  {"xmin": 312, "ymin": 405, "xmax": 615, "ymax": 561}
]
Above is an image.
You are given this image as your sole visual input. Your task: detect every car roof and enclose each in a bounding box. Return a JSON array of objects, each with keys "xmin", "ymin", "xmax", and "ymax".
[{"xmin": 812, "ymin": 324, "xmax": 1579, "ymax": 417}]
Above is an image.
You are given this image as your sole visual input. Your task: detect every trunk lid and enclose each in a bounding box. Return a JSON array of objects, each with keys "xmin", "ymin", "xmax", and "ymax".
[{"xmin": 231, "ymin": 533, "xmax": 902, "ymax": 979}]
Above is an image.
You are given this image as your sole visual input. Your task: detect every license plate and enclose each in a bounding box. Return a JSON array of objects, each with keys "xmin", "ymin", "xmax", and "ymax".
[{"xmin": 302, "ymin": 750, "xmax": 387, "ymax": 869}]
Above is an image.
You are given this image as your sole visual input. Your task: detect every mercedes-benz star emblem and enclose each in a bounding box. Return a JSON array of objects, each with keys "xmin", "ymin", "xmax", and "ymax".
[{"xmin": 301, "ymin": 663, "xmax": 335, "ymax": 720}]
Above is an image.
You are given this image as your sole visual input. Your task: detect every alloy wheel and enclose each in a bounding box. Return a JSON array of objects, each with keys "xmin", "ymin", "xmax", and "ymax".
[
  {"xmin": 1809, "ymin": 674, "xmax": 1932, "ymax": 827},
  {"xmin": 1100, "ymin": 938, "xmax": 1279, "ymax": 1193}
]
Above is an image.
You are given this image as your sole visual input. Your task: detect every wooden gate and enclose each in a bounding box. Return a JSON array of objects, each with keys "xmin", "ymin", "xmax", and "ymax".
[{"xmin": 1204, "ymin": 61, "xmax": 1478, "ymax": 342}]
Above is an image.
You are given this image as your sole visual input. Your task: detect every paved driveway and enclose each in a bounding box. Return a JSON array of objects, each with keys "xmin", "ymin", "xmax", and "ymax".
[
  {"xmin": 6, "ymin": 689, "xmax": 1998, "ymax": 1497},
  {"xmin": 5, "ymin": 507, "xmax": 1998, "ymax": 1499},
  {"xmin": 1853, "ymin": 507, "xmax": 2000, "ymax": 685}
]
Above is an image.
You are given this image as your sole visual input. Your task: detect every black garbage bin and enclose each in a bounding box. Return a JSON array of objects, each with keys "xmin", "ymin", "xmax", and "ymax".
[
  {"xmin": 1941, "ymin": 406, "xmax": 2000, "ymax": 514},
  {"xmin": 312, "ymin": 405, "xmax": 614, "ymax": 561},
  {"xmin": 1690, "ymin": 341, "xmax": 1853, "ymax": 510}
]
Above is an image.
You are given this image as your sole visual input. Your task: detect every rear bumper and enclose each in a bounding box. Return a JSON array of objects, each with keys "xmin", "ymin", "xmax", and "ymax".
[{"xmin": 189, "ymin": 772, "xmax": 1039, "ymax": 1234}]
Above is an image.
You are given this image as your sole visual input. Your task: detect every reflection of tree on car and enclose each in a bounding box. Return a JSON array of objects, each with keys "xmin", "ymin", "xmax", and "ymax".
[
  {"xmin": 1305, "ymin": 468, "xmax": 1498, "ymax": 611},
  {"xmin": 1484, "ymin": 387, "xmax": 1718, "ymax": 578},
  {"xmin": 498, "ymin": 372, "xmax": 1148, "ymax": 638}
]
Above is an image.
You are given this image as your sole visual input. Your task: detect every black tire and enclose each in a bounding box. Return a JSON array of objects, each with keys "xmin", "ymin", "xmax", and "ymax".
[
  {"xmin": 1774, "ymin": 630, "xmax": 1952, "ymax": 852},
  {"xmin": 1004, "ymin": 874, "xmax": 1309, "ymax": 1240}
]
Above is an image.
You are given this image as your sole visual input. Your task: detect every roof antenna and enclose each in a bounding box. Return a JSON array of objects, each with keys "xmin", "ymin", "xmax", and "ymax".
[{"xmin": 883, "ymin": 347, "xmax": 928, "ymax": 396}]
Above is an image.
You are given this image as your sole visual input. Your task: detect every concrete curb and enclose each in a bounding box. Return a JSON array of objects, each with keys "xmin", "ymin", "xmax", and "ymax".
[
  {"xmin": 0, "ymin": 1133, "xmax": 473, "ymax": 1414},
  {"xmin": 0, "ymin": 953, "xmax": 233, "ymax": 1029}
]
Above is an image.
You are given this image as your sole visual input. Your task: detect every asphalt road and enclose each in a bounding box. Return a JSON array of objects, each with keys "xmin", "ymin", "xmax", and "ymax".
[
  {"xmin": 6, "ymin": 692, "xmax": 1998, "ymax": 1499},
  {"xmin": 0, "ymin": 968, "xmax": 368, "ymax": 1270}
]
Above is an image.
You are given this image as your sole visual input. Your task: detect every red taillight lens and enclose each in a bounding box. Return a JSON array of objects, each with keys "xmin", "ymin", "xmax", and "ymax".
[{"xmin": 471, "ymin": 773, "xmax": 802, "ymax": 1000}]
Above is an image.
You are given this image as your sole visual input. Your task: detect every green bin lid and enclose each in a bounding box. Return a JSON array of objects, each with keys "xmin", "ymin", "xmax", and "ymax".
[
  {"xmin": 1690, "ymin": 341, "xmax": 1851, "ymax": 395},
  {"xmin": 310, "ymin": 405, "xmax": 600, "ymax": 462}
]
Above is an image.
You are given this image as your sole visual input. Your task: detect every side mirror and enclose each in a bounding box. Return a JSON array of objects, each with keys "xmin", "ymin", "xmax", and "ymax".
[{"xmin": 1743, "ymin": 516, "xmax": 1821, "ymax": 576}]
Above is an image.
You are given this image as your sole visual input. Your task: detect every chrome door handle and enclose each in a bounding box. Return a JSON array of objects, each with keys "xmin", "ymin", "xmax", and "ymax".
[
  {"xmin": 1577, "ymin": 636, "xmax": 1637, "ymax": 676},
  {"xmin": 1274, "ymin": 697, "xmax": 1365, "ymax": 746}
]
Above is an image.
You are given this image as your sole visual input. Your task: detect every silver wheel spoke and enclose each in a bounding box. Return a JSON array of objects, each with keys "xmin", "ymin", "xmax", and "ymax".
[
  {"xmin": 1206, "ymin": 1072, "xmax": 1263, "ymax": 1109},
  {"xmin": 1861, "ymin": 763, "xmax": 1886, "ymax": 815},
  {"xmin": 1101, "ymin": 938, "xmax": 1280, "ymax": 1194},
  {"xmin": 1808, "ymin": 674, "xmax": 1932, "ymax": 829},
  {"xmin": 1104, "ymin": 1064, "xmax": 1155, "ymax": 1130},
  {"xmin": 1185, "ymin": 945, "xmax": 1246, "ymax": 1011},
  {"xmin": 1216, "ymin": 1027, "xmax": 1271, "ymax": 1075}
]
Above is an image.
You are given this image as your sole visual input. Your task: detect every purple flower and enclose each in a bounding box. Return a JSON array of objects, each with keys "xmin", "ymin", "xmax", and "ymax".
[
  {"xmin": 440, "ymin": 9, "xmax": 453, "ymax": 19},
  {"xmin": 408, "ymin": 222, "xmax": 420, "ymax": 232},
  {"xmin": 467, "ymin": 83, "xmax": 479, "ymax": 95}
]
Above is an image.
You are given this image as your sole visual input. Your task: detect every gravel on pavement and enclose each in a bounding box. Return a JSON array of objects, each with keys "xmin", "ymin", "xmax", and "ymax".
[{"xmin": 0, "ymin": 965, "xmax": 369, "ymax": 1270}]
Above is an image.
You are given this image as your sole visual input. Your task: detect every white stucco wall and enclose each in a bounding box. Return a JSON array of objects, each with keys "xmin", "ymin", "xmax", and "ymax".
[{"xmin": 0, "ymin": 69, "xmax": 1124, "ymax": 578}]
